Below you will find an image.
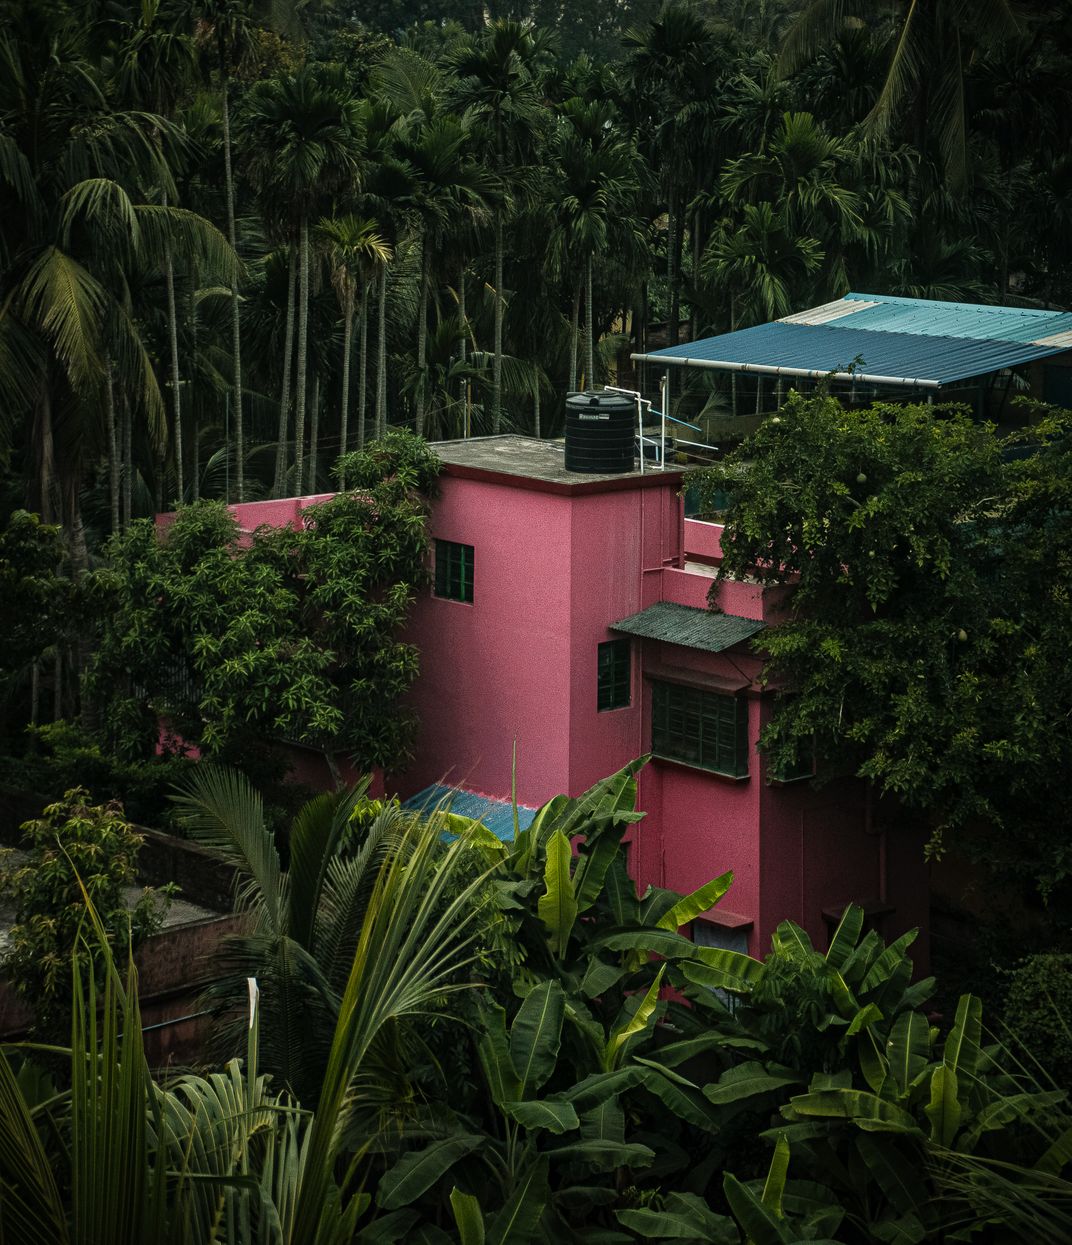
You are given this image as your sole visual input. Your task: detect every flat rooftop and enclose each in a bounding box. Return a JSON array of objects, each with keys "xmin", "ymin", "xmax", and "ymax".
[{"xmin": 431, "ymin": 435, "xmax": 683, "ymax": 492}]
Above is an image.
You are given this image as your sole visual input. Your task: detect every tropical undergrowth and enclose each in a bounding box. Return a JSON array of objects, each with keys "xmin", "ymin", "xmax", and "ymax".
[{"xmin": 1, "ymin": 759, "xmax": 1069, "ymax": 1244}]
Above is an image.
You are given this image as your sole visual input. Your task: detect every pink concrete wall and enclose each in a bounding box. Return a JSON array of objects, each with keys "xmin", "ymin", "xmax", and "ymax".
[
  {"xmin": 398, "ymin": 474, "xmax": 575, "ymax": 806},
  {"xmin": 565, "ymin": 484, "xmax": 682, "ymax": 797},
  {"xmin": 154, "ymin": 454, "xmax": 930, "ymax": 970}
]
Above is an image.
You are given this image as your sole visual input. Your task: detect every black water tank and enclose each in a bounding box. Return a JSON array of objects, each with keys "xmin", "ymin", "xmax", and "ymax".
[{"xmin": 564, "ymin": 390, "xmax": 636, "ymax": 473}]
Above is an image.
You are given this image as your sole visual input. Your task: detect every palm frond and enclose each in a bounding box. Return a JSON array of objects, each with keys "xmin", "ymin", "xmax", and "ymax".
[
  {"xmin": 287, "ymin": 783, "xmax": 371, "ymax": 952},
  {"xmin": 59, "ymin": 178, "xmax": 140, "ymax": 256},
  {"xmin": 19, "ymin": 247, "xmax": 108, "ymax": 390},
  {"xmin": 134, "ymin": 205, "xmax": 241, "ymax": 284},
  {"xmin": 171, "ymin": 766, "xmax": 285, "ymax": 932}
]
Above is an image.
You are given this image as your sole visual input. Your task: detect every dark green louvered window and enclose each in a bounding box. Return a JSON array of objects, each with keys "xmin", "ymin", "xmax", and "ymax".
[
  {"xmin": 434, "ymin": 540, "xmax": 474, "ymax": 603},
  {"xmin": 597, "ymin": 639, "xmax": 631, "ymax": 711},
  {"xmin": 651, "ymin": 682, "xmax": 749, "ymax": 778}
]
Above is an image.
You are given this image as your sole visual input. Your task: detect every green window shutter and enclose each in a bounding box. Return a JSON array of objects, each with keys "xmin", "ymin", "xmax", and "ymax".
[
  {"xmin": 597, "ymin": 639, "xmax": 631, "ymax": 711},
  {"xmin": 650, "ymin": 680, "xmax": 750, "ymax": 779},
  {"xmin": 434, "ymin": 540, "xmax": 474, "ymax": 603}
]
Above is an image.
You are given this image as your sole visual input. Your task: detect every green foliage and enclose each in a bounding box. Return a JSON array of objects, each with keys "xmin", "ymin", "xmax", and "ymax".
[
  {"xmin": 1000, "ymin": 953, "xmax": 1072, "ymax": 1088},
  {"xmin": 0, "ymin": 788, "xmax": 171, "ymax": 1032},
  {"xmin": 85, "ymin": 431, "xmax": 439, "ymax": 767},
  {"xmin": 2, "ymin": 720, "xmax": 193, "ymax": 829},
  {"xmin": 0, "ymin": 781, "xmax": 495, "ymax": 1245},
  {"xmin": 700, "ymin": 395, "xmax": 1072, "ymax": 908},
  {"xmin": 0, "ymin": 512, "xmax": 73, "ymax": 684},
  {"xmin": 2, "ymin": 762, "xmax": 1072, "ymax": 1242}
]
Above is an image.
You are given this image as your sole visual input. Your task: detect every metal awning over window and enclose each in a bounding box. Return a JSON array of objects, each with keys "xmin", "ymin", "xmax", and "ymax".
[{"xmin": 611, "ymin": 602, "xmax": 764, "ymax": 653}]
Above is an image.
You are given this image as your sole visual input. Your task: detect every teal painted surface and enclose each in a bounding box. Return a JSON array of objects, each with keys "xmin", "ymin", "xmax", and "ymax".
[
  {"xmin": 841, "ymin": 292, "xmax": 1072, "ymax": 343},
  {"xmin": 643, "ymin": 293, "xmax": 1072, "ymax": 387},
  {"xmin": 403, "ymin": 783, "xmax": 537, "ymax": 842}
]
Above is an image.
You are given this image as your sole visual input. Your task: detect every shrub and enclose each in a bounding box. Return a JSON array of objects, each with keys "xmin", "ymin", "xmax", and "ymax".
[
  {"xmin": 0, "ymin": 787, "xmax": 172, "ymax": 1032},
  {"xmin": 1001, "ymin": 952, "xmax": 1072, "ymax": 1085}
]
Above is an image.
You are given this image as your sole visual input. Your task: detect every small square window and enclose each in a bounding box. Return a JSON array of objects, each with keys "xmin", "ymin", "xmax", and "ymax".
[
  {"xmin": 434, "ymin": 540, "xmax": 474, "ymax": 603},
  {"xmin": 597, "ymin": 639, "xmax": 631, "ymax": 711}
]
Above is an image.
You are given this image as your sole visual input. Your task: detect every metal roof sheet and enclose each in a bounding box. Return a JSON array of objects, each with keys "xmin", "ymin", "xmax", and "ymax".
[
  {"xmin": 402, "ymin": 784, "xmax": 537, "ymax": 842},
  {"xmin": 633, "ymin": 292, "xmax": 1072, "ymax": 388},
  {"xmin": 612, "ymin": 602, "xmax": 765, "ymax": 652}
]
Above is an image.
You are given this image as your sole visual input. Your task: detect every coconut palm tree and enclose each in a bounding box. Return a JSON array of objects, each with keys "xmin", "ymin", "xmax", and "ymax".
[
  {"xmin": 779, "ymin": 0, "xmax": 1021, "ymax": 189},
  {"xmin": 239, "ymin": 65, "xmax": 363, "ymax": 493}
]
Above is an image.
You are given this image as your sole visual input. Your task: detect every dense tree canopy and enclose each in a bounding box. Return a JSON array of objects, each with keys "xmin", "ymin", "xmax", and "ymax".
[
  {"xmin": 700, "ymin": 394, "xmax": 1072, "ymax": 913},
  {"xmin": 1, "ymin": 0, "xmax": 1068, "ymax": 550},
  {"xmin": 86, "ymin": 430, "xmax": 439, "ymax": 768}
]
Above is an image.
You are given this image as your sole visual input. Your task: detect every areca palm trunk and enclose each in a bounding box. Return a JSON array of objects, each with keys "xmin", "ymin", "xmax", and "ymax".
[
  {"xmin": 534, "ymin": 385, "xmax": 541, "ymax": 438},
  {"xmin": 357, "ymin": 276, "xmax": 368, "ymax": 451},
  {"xmin": 569, "ymin": 278, "xmax": 581, "ymax": 392},
  {"xmin": 164, "ymin": 233, "xmax": 183, "ymax": 502},
  {"xmin": 338, "ymin": 281, "xmax": 354, "ymax": 483},
  {"xmin": 221, "ymin": 70, "xmax": 244, "ymax": 502},
  {"xmin": 585, "ymin": 252, "xmax": 595, "ymax": 390},
  {"xmin": 274, "ymin": 244, "xmax": 297, "ymax": 497},
  {"xmin": 121, "ymin": 395, "xmax": 132, "ymax": 527},
  {"xmin": 294, "ymin": 212, "xmax": 310, "ymax": 492},
  {"xmin": 416, "ymin": 237, "xmax": 429, "ymax": 437},
  {"xmin": 309, "ymin": 374, "xmax": 319, "ymax": 492},
  {"xmin": 190, "ymin": 274, "xmax": 200, "ymax": 501},
  {"xmin": 376, "ymin": 266, "xmax": 388, "ymax": 438},
  {"xmin": 458, "ymin": 266, "xmax": 468, "ymax": 414},
  {"xmin": 492, "ymin": 212, "xmax": 504, "ymax": 433},
  {"xmin": 106, "ymin": 363, "xmax": 119, "ymax": 535}
]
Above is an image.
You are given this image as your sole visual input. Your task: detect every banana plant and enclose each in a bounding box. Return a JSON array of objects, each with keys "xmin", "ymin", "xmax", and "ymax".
[{"xmin": 366, "ymin": 760, "xmax": 765, "ymax": 1239}]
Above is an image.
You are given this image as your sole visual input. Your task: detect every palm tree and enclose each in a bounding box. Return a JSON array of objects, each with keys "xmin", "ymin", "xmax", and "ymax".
[
  {"xmin": 623, "ymin": 2, "xmax": 725, "ymax": 352},
  {"xmin": 449, "ymin": 19, "xmax": 545, "ymax": 434},
  {"xmin": 0, "ymin": 8, "xmax": 233, "ymax": 560},
  {"xmin": 548, "ymin": 99, "xmax": 646, "ymax": 391},
  {"xmin": 171, "ymin": 765, "xmax": 493, "ymax": 1111},
  {"xmin": 392, "ymin": 115, "xmax": 496, "ymax": 436},
  {"xmin": 109, "ymin": 0, "xmax": 198, "ymax": 503},
  {"xmin": 702, "ymin": 201, "xmax": 824, "ymax": 329},
  {"xmin": 240, "ymin": 65, "xmax": 363, "ymax": 494},
  {"xmin": 317, "ymin": 215, "xmax": 391, "ymax": 485},
  {"xmin": 779, "ymin": 0, "xmax": 1021, "ymax": 189},
  {"xmin": 0, "ymin": 768, "xmax": 494, "ymax": 1245},
  {"xmin": 194, "ymin": 0, "xmax": 259, "ymax": 501}
]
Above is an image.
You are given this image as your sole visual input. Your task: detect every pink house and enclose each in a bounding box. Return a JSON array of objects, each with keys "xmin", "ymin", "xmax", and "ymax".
[
  {"xmin": 200, "ymin": 434, "xmax": 929, "ymax": 963},
  {"xmin": 399, "ymin": 434, "xmax": 928, "ymax": 963}
]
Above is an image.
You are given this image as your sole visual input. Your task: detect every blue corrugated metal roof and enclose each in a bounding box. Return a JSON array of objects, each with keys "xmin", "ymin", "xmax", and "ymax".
[
  {"xmin": 402, "ymin": 784, "xmax": 537, "ymax": 842},
  {"xmin": 633, "ymin": 292, "xmax": 1072, "ymax": 388}
]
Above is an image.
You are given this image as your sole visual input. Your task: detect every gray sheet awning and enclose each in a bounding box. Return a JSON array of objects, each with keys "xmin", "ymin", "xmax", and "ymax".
[{"xmin": 612, "ymin": 602, "xmax": 764, "ymax": 653}]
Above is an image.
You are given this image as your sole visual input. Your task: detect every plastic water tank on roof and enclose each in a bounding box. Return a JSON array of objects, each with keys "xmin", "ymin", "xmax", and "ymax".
[{"xmin": 564, "ymin": 389, "xmax": 636, "ymax": 473}]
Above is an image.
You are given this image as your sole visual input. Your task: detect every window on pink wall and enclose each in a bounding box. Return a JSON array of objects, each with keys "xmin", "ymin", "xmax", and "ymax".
[
  {"xmin": 597, "ymin": 639, "xmax": 631, "ymax": 711},
  {"xmin": 434, "ymin": 540, "xmax": 474, "ymax": 603},
  {"xmin": 651, "ymin": 681, "xmax": 749, "ymax": 777}
]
